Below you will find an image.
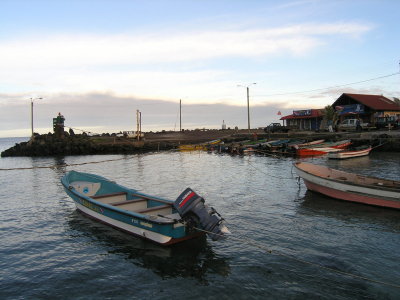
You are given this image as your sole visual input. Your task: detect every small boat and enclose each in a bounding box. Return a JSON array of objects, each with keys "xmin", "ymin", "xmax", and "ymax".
[
  {"xmin": 61, "ymin": 171, "xmax": 229, "ymax": 245},
  {"xmin": 294, "ymin": 139, "xmax": 325, "ymax": 148},
  {"xmin": 286, "ymin": 139, "xmax": 306, "ymax": 147},
  {"xmin": 265, "ymin": 139, "xmax": 291, "ymax": 147},
  {"xmin": 294, "ymin": 162, "xmax": 400, "ymax": 209},
  {"xmin": 328, "ymin": 145, "xmax": 372, "ymax": 159},
  {"xmin": 178, "ymin": 144, "xmax": 207, "ymax": 151},
  {"xmin": 296, "ymin": 140, "xmax": 351, "ymax": 157},
  {"xmin": 244, "ymin": 139, "xmax": 267, "ymax": 145},
  {"xmin": 178, "ymin": 139, "xmax": 222, "ymax": 151}
]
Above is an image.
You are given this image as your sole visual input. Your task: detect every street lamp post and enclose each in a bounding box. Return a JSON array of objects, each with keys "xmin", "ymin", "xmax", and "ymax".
[
  {"xmin": 238, "ymin": 83, "xmax": 256, "ymax": 133},
  {"xmin": 30, "ymin": 97, "xmax": 42, "ymax": 138}
]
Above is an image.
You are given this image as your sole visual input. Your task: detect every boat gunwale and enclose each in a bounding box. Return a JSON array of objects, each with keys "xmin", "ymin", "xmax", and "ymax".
[
  {"xmin": 75, "ymin": 207, "xmax": 203, "ymax": 245},
  {"xmin": 294, "ymin": 162, "xmax": 400, "ymax": 193},
  {"xmin": 327, "ymin": 146, "xmax": 372, "ymax": 159},
  {"xmin": 297, "ymin": 139, "xmax": 351, "ymax": 149}
]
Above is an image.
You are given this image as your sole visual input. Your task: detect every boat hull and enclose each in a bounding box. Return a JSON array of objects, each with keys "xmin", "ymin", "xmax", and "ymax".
[
  {"xmin": 328, "ymin": 147, "xmax": 372, "ymax": 159},
  {"xmin": 296, "ymin": 140, "xmax": 351, "ymax": 157},
  {"xmin": 297, "ymin": 147, "xmax": 343, "ymax": 156},
  {"xmin": 74, "ymin": 201, "xmax": 201, "ymax": 245},
  {"xmin": 294, "ymin": 162, "xmax": 400, "ymax": 209}
]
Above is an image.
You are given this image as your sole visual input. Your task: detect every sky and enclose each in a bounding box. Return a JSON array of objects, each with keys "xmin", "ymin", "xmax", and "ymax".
[{"xmin": 0, "ymin": 0, "xmax": 399, "ymax": 137}]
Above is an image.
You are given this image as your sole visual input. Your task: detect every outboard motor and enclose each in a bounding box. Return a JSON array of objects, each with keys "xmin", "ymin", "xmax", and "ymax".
[{"xmin": 174, "ymin": 188, "xmax": 229, "ymax": 241}]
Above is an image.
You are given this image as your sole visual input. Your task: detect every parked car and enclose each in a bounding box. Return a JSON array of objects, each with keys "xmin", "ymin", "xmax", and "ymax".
[
  {"xmin": 337, "ymin": 119, "xmax": 371, "ymax": 131},
  {"xmin": 375, "ymin": 116, "xmax": 400, "ymax": 130},
  {"xmin": 264, "ymin": 123, "xmax": 291, "ymax": 133}
]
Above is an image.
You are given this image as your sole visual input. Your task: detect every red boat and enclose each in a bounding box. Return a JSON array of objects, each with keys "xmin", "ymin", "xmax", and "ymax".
[
  {"xmin": 294, "ymin": 162, "xmax": 400, "ymax": 209},
  {"xmin": 296, "ymin": 140, "xmax": 351, "ymax": 157}
]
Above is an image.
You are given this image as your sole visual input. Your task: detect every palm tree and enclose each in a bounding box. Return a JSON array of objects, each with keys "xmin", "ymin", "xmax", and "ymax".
[{"xmin": 322, "ymin": 105, "xmax": 338, "ymax": 131}]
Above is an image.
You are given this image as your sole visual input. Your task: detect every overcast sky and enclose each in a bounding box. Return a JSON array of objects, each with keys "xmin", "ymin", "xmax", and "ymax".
[{"xmin": 1, "ymin": 0, "xmax": 399, "ymax": 137}]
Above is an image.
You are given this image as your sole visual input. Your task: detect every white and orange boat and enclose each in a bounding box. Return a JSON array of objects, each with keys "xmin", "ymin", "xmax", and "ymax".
[
  {"xmin": 328, "ymin": 145, "xmax": 372, "ymax": 159},
  {"xmin": 294, "ymin": 162, "xmax": 400, "ymax": 209},
  {"xmin": 294, "ymin": 139, "xmax": 325, "ymax": 148},
  {"xmin": 296, "ymin": 140, "xmax": 351, "ymax": 157}
]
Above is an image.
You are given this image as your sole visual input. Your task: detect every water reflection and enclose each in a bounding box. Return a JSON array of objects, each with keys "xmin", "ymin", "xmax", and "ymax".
[
  {"xmin": 298, "ymin": 191, "xmax": 400, "ymax": 232},
  {"xmin": 66, "ymin": 211, "xmax": 230, "ymax": 283},
  {"xmin": 328, "ymin": 155, "xmax": 371, "ymax": 169},
  {"xmin": 52, "ymin": 156, "xmax": 67, "ymax": 176}
]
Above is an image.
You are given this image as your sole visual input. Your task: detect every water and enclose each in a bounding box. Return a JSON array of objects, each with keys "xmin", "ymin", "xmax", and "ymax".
[{"xmin": 0, "ymin": 137, "xmax": 399, "ymax": 299}]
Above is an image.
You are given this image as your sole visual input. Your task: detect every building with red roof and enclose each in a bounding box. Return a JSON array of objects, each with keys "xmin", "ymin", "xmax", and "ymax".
[
  {"xmin": 280, "ymin": 109, "xmax": 324, "ymax": 131},
  {"xmin": 279, "ymin": 93, "xmax": 400, "ymax": 131},
  {"xmin": 332, "ymin": 93, "xmax": 400, "ymax": 123}
]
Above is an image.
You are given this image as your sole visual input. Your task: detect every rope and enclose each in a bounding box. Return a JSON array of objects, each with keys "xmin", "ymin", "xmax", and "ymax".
[
  {"xmin": 192, "ymin": 224, "xmax": 400, "ymax": 289},
  {"xmin": 65, "ymin": 126, "xmax": 145, "ymax": 145},
  {"xmin": 252, "ymin": 148, "xmax": 286, "ymax": 158},
  {"xmin": 65, "ymin": 126, "xmax": 103, "ymax": 136},
  {"xmin": 0, "ymin": 156, "xmax": 137, "ymax": 171},
  {"xmin": 246, "ymin": 159, "xmax": 296, "ymax": 180},
  {"xmin": 371, "ymin": 142, "xmax": 388, "ymax": 150}
]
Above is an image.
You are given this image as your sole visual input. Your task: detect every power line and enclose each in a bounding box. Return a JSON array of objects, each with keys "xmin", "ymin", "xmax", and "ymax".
[{"xmin": 253, "ymin": 72, "xmax": 400, "ymax": 98}]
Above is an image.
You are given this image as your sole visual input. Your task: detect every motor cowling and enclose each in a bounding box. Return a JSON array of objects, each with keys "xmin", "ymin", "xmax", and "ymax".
[{"xmin": 174, "ymin": 188, "xmax": 228, "ymax": 241}]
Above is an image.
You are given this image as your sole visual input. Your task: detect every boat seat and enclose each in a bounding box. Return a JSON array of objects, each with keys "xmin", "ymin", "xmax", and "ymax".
[
  {"xmin": 111, "ymin": 198, "xmax": 148, "ymax": 211},
  {"xmin": 92, "ymin": 192, "xmax": 127, "ymax": 199},
  {"xmin": 111, "ymin": 198, "xmax": 146, "ymax": 206},
  {"xmin": 136, "ymin": 204, "xmax": 171, "ymax": 214},
  {"xmin": 131, "ymin": 193, "xmax": 171, "ymax": 204},
  {"xmin": 92, "ymin": 192, "xmax": 127, "ymax": 204}
]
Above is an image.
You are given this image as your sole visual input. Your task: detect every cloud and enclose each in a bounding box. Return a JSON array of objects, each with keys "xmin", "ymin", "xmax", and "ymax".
[
  {"xmin": 0, "ymin": 92, "xmax": 289, "ymax": 137},
  {"xmin": 0, "ymin": 21, "xmax": 373, "ymax": 105},
  {"xmin": 0, "ymin": 22, "xmax": 371, "ymax": 69}
]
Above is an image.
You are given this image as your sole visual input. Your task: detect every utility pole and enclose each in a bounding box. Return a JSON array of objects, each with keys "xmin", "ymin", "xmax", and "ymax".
[
  {"xmin": 237, "ymin": 83, "xmax": 256, "ymax": 134},
  {"xmin": 31, "ymin": 100, "xmax": 33, "ymax": 137},
  {"xmin": 30, "ymin": 97, "xmax": 42, "ymax": 138},
  {"xmin": 179, "ymin": 99, "xmax": 182, "ymax": 132},
  {"xmin": 139, "ymin": 111, "xmax": 142, "ymax": 140},
  {"xmin": 247, "ymin": 87, "xmax": 250, "ymax": 134},
  {"xmin": 136, "ymin": 109, "xmax": 141, "ymax": 141}
]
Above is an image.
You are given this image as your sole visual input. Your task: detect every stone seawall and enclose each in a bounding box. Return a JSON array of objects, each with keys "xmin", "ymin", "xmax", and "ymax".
[
  {"xmin": 0, "ymin": 134, "xmax": 176, "ymax": 157},
  {"xmin": 1, "ymin": 130, "xmax": 399, "ymax": 157}
]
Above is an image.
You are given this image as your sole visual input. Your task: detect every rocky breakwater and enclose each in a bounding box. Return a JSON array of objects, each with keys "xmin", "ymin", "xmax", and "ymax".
[{"xmin": 1, "ymin": 133, "xmax": 176, "ymax": 157}]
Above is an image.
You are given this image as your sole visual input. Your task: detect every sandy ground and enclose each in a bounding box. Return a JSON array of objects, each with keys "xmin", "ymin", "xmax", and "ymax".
[{"xmin": 143, "ymin": 129, "xmax": 254, "ymax": 143}]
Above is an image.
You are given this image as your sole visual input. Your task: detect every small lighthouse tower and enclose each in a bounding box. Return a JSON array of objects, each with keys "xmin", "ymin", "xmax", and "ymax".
[
  {"xmin": 53, "ymin": 112, "xmax": 65, "ymax": 137},
  {"xmin": 222, "ymin": 120, "xmax": 227, "ymax": 130}
]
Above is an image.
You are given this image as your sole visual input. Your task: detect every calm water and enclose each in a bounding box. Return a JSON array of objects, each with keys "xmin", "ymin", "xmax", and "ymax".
[{"xmin": 0, "ymin": 137, "xmax": 399, "ymax": 299}]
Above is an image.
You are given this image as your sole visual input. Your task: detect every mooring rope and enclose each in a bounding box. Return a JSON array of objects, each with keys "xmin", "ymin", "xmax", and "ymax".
[
  {"xmin": 252, "ymin": 148, "xmax": 292, "ymax": 158},
  {"xmin": 0, "ymin": 156, "xmax": 138, "ymax": 171},
  {"xmin": 245, "ymin": 159, "xmax": 296, "ymax": 180},
  {"xmin": 192, "ymin": 225, "xmax": 400, "ymax": 289}
]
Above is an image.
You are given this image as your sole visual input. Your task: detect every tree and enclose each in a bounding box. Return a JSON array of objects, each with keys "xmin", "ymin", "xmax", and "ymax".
[{"xmin": 322, "ymin": 105, "xmax": 339, "ymax": 132}]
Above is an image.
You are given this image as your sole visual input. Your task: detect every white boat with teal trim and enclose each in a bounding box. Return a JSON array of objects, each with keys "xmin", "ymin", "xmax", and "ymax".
[{"xmin": 61, "ymin": 171, "xmax": 229, "ymax": 245}]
